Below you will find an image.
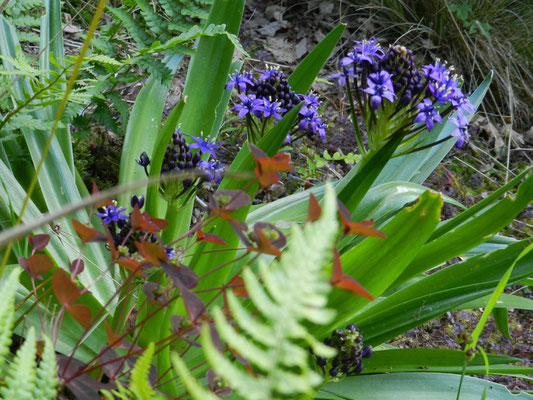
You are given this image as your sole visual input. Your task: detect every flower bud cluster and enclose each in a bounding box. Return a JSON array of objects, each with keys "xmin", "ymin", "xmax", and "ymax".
[
  {"xmin": 136, "ymin": 128, "xmax": 223, "ymax": 202},
  {"xmin": 226, "ymin": 67, "xmax": 326, "ymax": 142},
  {"xmin": 315, "ymin": 323, "xmax": 372, "ymax": 380}
]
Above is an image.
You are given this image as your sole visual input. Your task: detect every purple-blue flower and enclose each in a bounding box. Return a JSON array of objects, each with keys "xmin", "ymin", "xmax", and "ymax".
[
  {"xmin": 422, "ymin": 59, "xmax": 450, "ymax": 81},
  {"xmin": 450, "ymin": 87, "xmax": 475, "ymax": 114},
  {"xmin": 449, "ymin": 111, "xmax": 470, "ymax": 148},
  {"xmin": 259, "ymin": 67, "xmax": 278, "ymax": 81},
  {"xmin": 165, "ymin": 246, "xmax": 175, "ymax": 259},
  {"xmin": 300, "ymin": 92, "xmax": 321, "ymax": 108},
  {"xmin": 261, "ymin": 98, "xmax": 286, "ymax": 120},
  {"xmin": 329, "ymin": 66, "xmax": 357, "ymax": 87},
  {"xmin": 225, "ymin": 72, "xmax": 253, "ymax": 92},
  {"xmin": 199, "ymin": 160, "xmax": 224, "ymax": 184},
  {"xmin": 362, "ymin": 70, "xmax": 397, "ymax": 109},
  {"xmin": 96, "ymin": 205, "xmax": 128, "ymax": 225},
  {"xmin": 130, "ymin": 194, "xmax": 145, "ymax": 209},
  {"xmin": 188, "ymin": 135, "xmax": 219, "ymax": 158},
  {"xmin": 414, "ymin": 98, "xmax": 442, "ymax": 131},
  {"xmin": 233, "ymin": 94, "xmax": 263, "ymax": 118},
  {"xmin": 298, "ymin": 106, "xmax": 326, "ymax": 140},
  {"xmin": 340, "ymin": 50, "xmax": 363, "ymax": 68},
  {"xmin": 353, "ymin": 37, "xmax": 385, "ymax": 63}
]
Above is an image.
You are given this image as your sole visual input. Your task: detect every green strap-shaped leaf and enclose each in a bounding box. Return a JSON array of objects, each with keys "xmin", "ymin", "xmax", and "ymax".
[
  {"xmin": 287, "ymin": 23, "xmax": 345, "ymax": 94},
  {"xmin": 354, "ymin": 240, "xmax": 533, "ymax": 347},
  {"xmin": 317, "ymin": 190, "xmax": 442, "ymax": 338},
  {"xmin": 362, "ymin": 348, "xmax": 521, "ymax": 374},
  {"xmin": 40, "ymin": 0, "xmax": 73, "ymax": 172},
  {"xmin": 320, "ymin": 372, "xmax": 533, "ymax": 400},
  {"xmin": 455, "ymin": 293, "xmax": 533, "ymax": 311},
  {"xmin": 395, "ymin": 171, "xmax": 533, "ymax": 286}
]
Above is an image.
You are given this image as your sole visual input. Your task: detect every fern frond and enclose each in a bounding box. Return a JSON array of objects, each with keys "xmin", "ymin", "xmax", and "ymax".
[
  {"xmin": 181, "ymin": 2, "xmax": 209, "ymax": 19},
  {"xmin": 107, "ymin": 6, "xmax": 152, "ymax": 48},
  {"xmin": 199, "ymin": 184, "xmax": 339, "ymax": 400},
  {"xmin": 138, "ymin": 58, "xmax": 173, "ymax": 86},
  {"xmin": 13, "ymin": 30, "xmax": 40, "ymax": 44},
  {"xmin": 158, "ymin": 0, "xmax": 182, "ymax": 18},
  {"xmin": 171, "ymin": 354, "xmax": 218, "ymax": 400},
  {"xmin": 0, "ymin": 269, "xmax": 21, "ymax": 369},
  {"xmin": 1, "ymin": 326, "xmax": 38, "ymax": 400},
  {"xmin": 33, "ymin": 336, "xmax": 58, "ymax": 400},
  {"xmin": 84, "ymin": 54, "xmax": 123, "ymax": 68},
  {"xmin": 136, "ymin": 0, "xmax": 164, "ymax": 35},
  {"xmin": 6, "ymin": 0, "xmax": 42, "ymax": 13},
  {"xmin": 3, "ymin": 113, "xmax": 64, "ymax": 132},
  {"xmin": 130, "ymin": 342, "xmax": 157, "ymax": 400},
  {"xmin": 11, "ymin": 15, "xmax": 41, "ymax": 27}
]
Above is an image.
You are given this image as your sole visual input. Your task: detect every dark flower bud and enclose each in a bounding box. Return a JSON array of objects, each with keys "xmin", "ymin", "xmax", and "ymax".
[
  {"xmin": 317, "ymin": 357, "xmax": 327, "ymax": 366},
  {"xmin": 183, "ymin": 178, "xmax": 193, "ymax": 188},
  {"xmin": 346, "ymin": 323, "xmax": 358, "ymax": 332},
  {"xmin": 192, "ymin": 152, "xmax": 201, "ymax": 163},
  {"xmin": 332, "ymin": 358, "xmax": 340, "ymax": 367},
  {"xmin": 185, "ymin": 151, "xmax": 192, "ymax": 161},
  {"xmin": 135, "ymin": 152, "xmax": 150, "ymax": 167},
  {"xmin": 329, "ymin": 368, "xmax": 338, "ymax": 377},
  {"xmin": 130, "ymin": 194, "xmax": 145, "ymax": 209},
  {"xmin": 353, "ymin": 362, "xmax": 363, "ymax": 374},
  {"xmin": 361, "ymin": 346, "xmax": 373, "ymax": 359},
  {"xmin": 341, "ymin": 365, "xmax": 351, "ymax": 374}
]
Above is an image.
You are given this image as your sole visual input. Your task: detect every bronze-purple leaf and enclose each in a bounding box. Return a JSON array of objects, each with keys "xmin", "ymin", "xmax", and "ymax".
[
  {"xmin": 28, "ymin": 234, "xmax": 50, "ymax": 251},
  {"xmin": 98, "ymin": 348, "xmax": 125, "ymax": 379},
  {"xmin": 177, "ymin": 282, "xmax": 205, "ymax": 322},
  {"xmin": 70, "ymin": 258, "xmax": 85, "ymax": 278},
  {"xmin": 162, "ymin": 262, "xmax": 199, "ymax": 289},
  {"xmin": 143, "ymin": 282, "xmax": 169, "ymax": 305}
]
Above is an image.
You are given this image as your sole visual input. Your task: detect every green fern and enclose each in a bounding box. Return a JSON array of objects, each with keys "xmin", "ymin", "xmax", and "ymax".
[
  {"xmin": 190, "ymin": 185, "xmax": 339, "ymax": 400},
  {"xmin": 1, "ymin": 326, "xmax": 38, "ymax": 400},
  {"xmin": 130, "ymin": 342, "xmax": 158, "ymax": 400},
  {"xmin": 33, "ymin": 336, "xmax": 58, "ymax": 400},
  {"xmin": 0, "ymin": 269, "xmax": 21, "ymax": 369}
]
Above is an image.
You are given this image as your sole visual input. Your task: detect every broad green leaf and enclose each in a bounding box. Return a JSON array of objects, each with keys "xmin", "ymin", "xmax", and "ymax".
[
  {"xmin": 362, "ymin": 348, "xmax": 521, "ymax": 374},
  {"xmin": 455, "ymin": 293, "xmax": 533, "ymax": 311},
  {"xmin": 178, "ymin": 0, "xmax": 245, "ymax": 139},
  {"xmin": 467, "ymin": 242, "xmax": 533, "ymax": 350},
  {"xmin": 318, "ymin": 190, "xmax": 442, "ymax": 338},
  {"xmin": 336, "ymin": 133, "xmax": 404, "ymax": 211},
  {"xmin": 287, "ymin": 24, "xmax": 345, "ymax": 94},
  {"xmin": 354, "ymin": 240, "xmax": 533, "ymax": 347},
  {"xmin": 493, "ymin": 308, "xmax": 511, "ymax": 339},
  {"xmin": 247, "ymin": 181, "xmax": 462, "ymax": 231},
  {"xmin": 395, "ymin": 172, "xmax": 533, "ymax": 286},
  {"xmin": 40, "ymin": 0, "xmax": 72, "ymax": 172},
  {"xmin": 429, "ymin": 166, "xmax": 531, "ymax": 241},
  {"xmin": 320, "ymin": 372, "xmax": 533, "ymax": 400},
  {"xmin": 145, "ymin": 98, "xmax": 186, "ymax": 218},
  {"xmin": 117, "ymin": 72, "xmax": 174, "ymax": 207}
]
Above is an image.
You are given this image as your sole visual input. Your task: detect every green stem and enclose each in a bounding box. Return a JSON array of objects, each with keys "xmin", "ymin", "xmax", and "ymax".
[{"xmin": 345, "ymin": 79, "xmax": 366, "ymax": 156}]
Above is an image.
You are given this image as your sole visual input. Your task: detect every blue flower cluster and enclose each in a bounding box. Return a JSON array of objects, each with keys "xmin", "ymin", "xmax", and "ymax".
[
  {"xmin": 226, "ymin": 67, "xmax": 326, "ymax": 142},
  {"xmin": 331, "ymin": 38, "xmax": 474, "ymax": 148},
  {"xmin": 96, "ymin": 195, "xmax": 175, "ymax": 258}
]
